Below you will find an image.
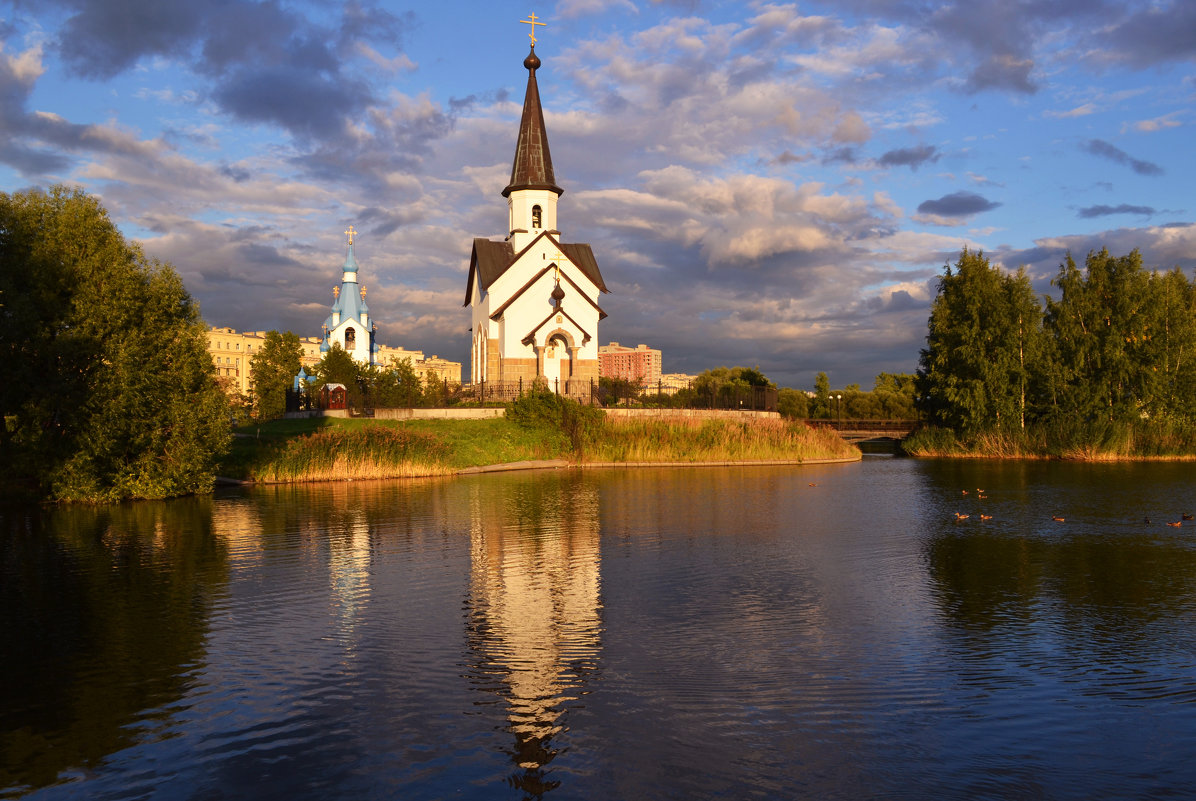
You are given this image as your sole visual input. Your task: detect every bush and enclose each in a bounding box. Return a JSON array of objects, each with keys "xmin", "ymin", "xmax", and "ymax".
[{"xmin": 507, "ymin": 388, "xmax": 605, "ymax": 457}]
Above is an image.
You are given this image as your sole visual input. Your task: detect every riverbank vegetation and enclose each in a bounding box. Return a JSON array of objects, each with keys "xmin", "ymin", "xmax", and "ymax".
[
  {"xmin": 911, "ymin": 247, "xmax": 1196, "ymax": 459},
  {"xmin": 220, "ymin": 390, "xmax": 857, "ymax": 483},
  {"xmin": 1, "ymin": 186, "xmax": 231, "ymax": 502}
]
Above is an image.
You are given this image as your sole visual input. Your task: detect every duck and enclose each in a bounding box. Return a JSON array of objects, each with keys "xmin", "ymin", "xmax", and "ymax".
[
  {"xmin": 1167, "ymin": 521, "xmax": 1183, "ymax": 528},
  {"xmin": 1052, "ymin": 515, "xmax": 1066, "ymax": 522},
  {"xmin": 954, "ymin": 512, "xmax": 970, "ymax": 521},
  {"xmin": 961, "ymin": 489, "xmax": 969, "ymax": 495},
  {"xmin": 978, "ymin": 494, "xmax": 988, "ymax": 500},
  {"xmin": 979, "ymin": 514, "xmax": 993, "ymax": 521},
  {"xmin": 808, "ymin": 483, "xmax": 818, "ymax": 487},
  {"xmin": 1183, "ymin": 513, "xmax": 1194, "ymax": 521}
]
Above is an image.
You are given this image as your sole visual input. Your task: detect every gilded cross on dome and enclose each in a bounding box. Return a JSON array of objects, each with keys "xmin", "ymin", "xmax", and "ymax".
[
  {"xmin": 333, "ymin": 286, "xmax": 340, "ymax": 299},
  {"xmin": 549, "ymin": 250, "xmax": 568, "ymax": 279},
  {"xmin": 520, "ymin": 12, "xmax": 545, "ymax": 44},
  {"xmin": 344, "ymin": 225, "xmax": 357, "ymax": 246},
  {"xmin": 360, "ymin": 285, "xmax": 367, "ymax": 300}
]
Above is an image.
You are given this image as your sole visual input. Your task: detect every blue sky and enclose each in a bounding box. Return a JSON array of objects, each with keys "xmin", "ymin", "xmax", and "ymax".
[{"xmin": 3, "ymin": 0, "xmax": 1193, "ymax": 388}]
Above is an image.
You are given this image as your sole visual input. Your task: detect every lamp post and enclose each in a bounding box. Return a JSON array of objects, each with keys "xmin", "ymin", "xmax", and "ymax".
[{"xmin": 836, "ymin": 393, "xmax": 842, "ymax": 426}]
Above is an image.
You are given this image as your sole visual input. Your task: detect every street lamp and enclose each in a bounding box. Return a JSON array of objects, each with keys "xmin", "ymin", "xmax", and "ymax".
[{"xmin": 836, "ymin": 393, "xmax": 842, "ymax": 426}]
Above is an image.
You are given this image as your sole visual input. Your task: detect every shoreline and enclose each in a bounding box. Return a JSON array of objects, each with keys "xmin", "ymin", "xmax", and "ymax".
[
  {"xmin": 906, "ymin": 452, "xmax": 1196, "ymax": 462},
  {"xmin": 218, "ymin": 452, "xmax": 864, "ymax": 486}
]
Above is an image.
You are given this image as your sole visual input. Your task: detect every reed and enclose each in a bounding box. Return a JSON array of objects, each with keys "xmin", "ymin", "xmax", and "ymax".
[
  {"xmin": 904, "ymin": 418, "xmax": 1196, "ymax": 460},
  {"xmin": 249, "ymin": 425, "xmax": 454, "ymax": 483},
  {"xmin": 587, "ymin": 416, "xmax": 858, "ymax": 463},
  {"xmin": 222, "ymin": 403, "xmax": 860, "ymax": 485}
]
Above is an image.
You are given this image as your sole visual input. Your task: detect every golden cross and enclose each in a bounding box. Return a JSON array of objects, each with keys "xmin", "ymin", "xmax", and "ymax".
[
  {"xmin": 345, "ymin": 225, "xmax": 357, "ymax": 245},
  {"xmin": 521, "ymin": 12, "xmax": 545, "ymax": 44},
  {"xmin": 549, "ymin": 250, "xmax": 568, "ymax": 280},
  {"xmin": 333, "ymin": 286, "xmax": 340, "ymax": 299},
  {"xmin": 360, "ymin": 285, "xmax": 367, "ymax": 300}
]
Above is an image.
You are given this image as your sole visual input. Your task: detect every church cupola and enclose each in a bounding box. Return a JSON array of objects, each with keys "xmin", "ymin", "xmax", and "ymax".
[
  {"xmin": 342, "ymin": 225, "xmax": 360, "ymax": 284},
  {"xmin": 504, "ymin": 44, "xmax": 562, "ymax": 251}
]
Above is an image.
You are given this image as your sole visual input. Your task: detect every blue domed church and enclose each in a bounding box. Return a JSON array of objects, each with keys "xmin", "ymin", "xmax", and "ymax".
[{"xmin": 321, "ymin": 226, "xmax": 379, "ymax": 365}]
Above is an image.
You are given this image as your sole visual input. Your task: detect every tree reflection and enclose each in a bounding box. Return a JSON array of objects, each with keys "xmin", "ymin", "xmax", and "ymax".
[
  {"xmin": 462, "ymin": 472, "xmax": 602, "ymax": 799},
  {"xmin": 0, "ymin": 499, "xmax": 228, "ymax": 793},
  {"xmin": 926, "ymin": 525, "xmax": 1196, "ymax": 659}
]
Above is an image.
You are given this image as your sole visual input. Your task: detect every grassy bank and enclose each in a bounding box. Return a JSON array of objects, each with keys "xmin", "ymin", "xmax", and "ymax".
[
  {"xmin": 219, "ymin": 394, "xmax": 858, "ymax": 483},
  {"xmin": 903, "ymin": 419, "xmax": 1196, "ymax": 460}
]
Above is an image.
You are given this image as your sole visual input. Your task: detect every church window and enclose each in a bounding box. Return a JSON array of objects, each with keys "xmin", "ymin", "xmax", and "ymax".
[
  {"xmin": 345, "ymin": 327, "xmax": 356, "ymax": 349},
  {"xmin": 532, "ymin": 205, "xmax": 542, "ymax": 228}
]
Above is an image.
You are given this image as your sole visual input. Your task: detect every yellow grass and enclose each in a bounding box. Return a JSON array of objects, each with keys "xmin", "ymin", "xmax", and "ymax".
[{"xmin": 584, "ymin": 416, "xmax": 858, "ymax": 463}]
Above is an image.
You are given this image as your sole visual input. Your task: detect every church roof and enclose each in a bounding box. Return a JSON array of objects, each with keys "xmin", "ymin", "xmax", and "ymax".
[
  {"xmin": 522, "ymin": 305, "xmax": 593, "ymax": 346},
  {"xmin": 503, "ymin": 46, "xmax": 563, "ymax": 199},
  {"xmin": 464, "ymin": 232, "xmax": 608, "ymax": 307}
]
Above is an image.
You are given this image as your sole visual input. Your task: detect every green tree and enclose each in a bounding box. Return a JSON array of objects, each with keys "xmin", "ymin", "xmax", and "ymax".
[
  {"xmin": 692, "ymin": 366, "xmax": 775, "ymax": 408},
  {"xmin": 917, "ymin": 248, "xmax": 1045, "ymax": 434},
  {"xmin": 811, "ymin": 371, "xmax": 831, "ymax": 419},
  {"xmin": 1045, "ymin": 249, "xmax": 1196, "ymax": 424},
  {"xmin": 777, "ymin": 387, "xmax": 810, "ymax": 419},
  {"xmin": 1044, "ymin": 249, "xmax": 1152, "ymax": 422},
  {"xmin": 373, "ymin": 357, "xmax": 424, "ymax": 407},
  {"xmin": 249, "ymin": 330, "xmax": 303, "ymax": 421},
  {"xmin": 1145, "ymin": 268, "xmax": 1196, "ymax": 418},
  {"xmin": 871, "ymin": 373, "xmax": 918, "ymax": 419},
  {"xmin": 0, "ymin": 185, "xmax": 230, "ymax": 501},
  {"xmin": 314, "ymin": 343, "xmax": 365, "ymax": 409}
]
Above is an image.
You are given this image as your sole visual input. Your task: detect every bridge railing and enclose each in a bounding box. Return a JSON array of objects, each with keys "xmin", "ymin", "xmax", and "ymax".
[{"xmin": 803, "ymin": 419, "xmax": 921, "ymax": 434}]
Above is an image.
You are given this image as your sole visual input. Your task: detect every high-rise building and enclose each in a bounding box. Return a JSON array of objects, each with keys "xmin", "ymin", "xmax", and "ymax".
[{"xmin": 599, "ymin": 342, "xmax": 663, "ymax": 386}]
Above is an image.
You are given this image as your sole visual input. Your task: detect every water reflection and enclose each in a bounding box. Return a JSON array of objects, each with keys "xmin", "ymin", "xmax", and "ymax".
[
  {"xmin": 463, "ymin": 473, "xmax": 602, "ymax": 797},
  {"xmin": 0, "ymin": 499, "xmax": 227, "ymax": 795}
]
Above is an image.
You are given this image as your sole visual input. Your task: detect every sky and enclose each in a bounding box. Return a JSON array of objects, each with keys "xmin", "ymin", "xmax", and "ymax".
[{"xmin": 2, "ymin": 0, "xmax": 1194, "ymax": 389}]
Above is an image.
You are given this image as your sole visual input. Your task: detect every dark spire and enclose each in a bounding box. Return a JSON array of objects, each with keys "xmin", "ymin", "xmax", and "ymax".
[{"xmin": 503, "ymin": 45, "xmax": 563, "ymax": 198}]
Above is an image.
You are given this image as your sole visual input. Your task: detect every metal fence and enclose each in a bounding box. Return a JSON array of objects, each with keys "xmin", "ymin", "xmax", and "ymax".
[{"xmin": 290, "ymin": 377, "xmax": 779, "ymax": 414}]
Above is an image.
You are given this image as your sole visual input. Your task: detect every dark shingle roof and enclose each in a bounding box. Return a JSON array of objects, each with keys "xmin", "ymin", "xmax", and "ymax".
[{"xmin": 503, "ymin": 47, "xmax": 563, "ymax": 199}]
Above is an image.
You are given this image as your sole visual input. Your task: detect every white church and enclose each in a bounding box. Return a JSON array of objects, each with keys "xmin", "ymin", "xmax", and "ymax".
[{"xmin": 464, "ymin": 39, "xmax": 608, "ymax": 395}]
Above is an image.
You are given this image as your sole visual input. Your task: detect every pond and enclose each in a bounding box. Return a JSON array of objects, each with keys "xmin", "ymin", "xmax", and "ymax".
[{"xmin": 4, "ymin": 457, "xmax": 1196, "ymax": 799}]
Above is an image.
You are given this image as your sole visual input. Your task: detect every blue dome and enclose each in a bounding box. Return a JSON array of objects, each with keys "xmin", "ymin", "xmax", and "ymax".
[{"xmin": 343, "ymin": 242, "xmax": 359, "ymax": 273}]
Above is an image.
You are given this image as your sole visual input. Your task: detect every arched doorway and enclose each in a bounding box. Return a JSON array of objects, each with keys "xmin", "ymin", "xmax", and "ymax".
[{"xmin": 541, "ymin": 334, "xmax": 571, "ymax": 392}]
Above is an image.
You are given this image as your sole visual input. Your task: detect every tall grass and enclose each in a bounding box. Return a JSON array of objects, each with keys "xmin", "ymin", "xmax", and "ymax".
[
  {"xmin": 903, "ymin": 418, "xmax": 1196, "ymax": 460},
  {"xmin": 250, "ymin": 426, "xmax": 453, "ymax": 483},
  {"xmin": 587, "ymin": 415, "xmax": 858, "ymax": 463},
  {"xmin": 224, "ymin": 396, "xmax": 861, "ymax": 485}
]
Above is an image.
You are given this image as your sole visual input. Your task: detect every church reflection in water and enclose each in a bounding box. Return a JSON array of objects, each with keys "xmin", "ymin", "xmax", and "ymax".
[{"xmin": 463, "ymin": 472, "xmax": 603, "ymax": 797}]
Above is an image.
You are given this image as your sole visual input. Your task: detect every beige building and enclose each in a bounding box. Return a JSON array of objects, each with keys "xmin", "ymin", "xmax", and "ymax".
[
  {"xmin": 599, "ymin": 342, "xmax": 663, "ymax": 387},
  {"xmin": 658, "ymin": 372, "xmax": 697, "ymax": 394},
  {"xmin": 374, "ymin": 346, "xmax": 462, "ymax": 385},
  {"xmin": 206, "ymin": 327, "xmax": 323, "ymax": 398},
  {"xmin": 206, "ymin": 327, "xmax": 461, "ymax": 398}
]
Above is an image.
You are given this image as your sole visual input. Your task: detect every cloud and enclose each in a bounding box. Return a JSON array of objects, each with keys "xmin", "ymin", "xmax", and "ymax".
[
  {"xmin": 917, "ymin": 191, "xmax": 1001, "ymax": 217},
  {"xmin": 964, "ymin": 53, "xmax": 1036, "ymax": 94},
  {"xmin": 559, "ymin": 0, "xmax": 638, "ymax": 17},
  {"xmin": 1128, "ymin": 114, "xmax": 1182, "ymax": 133},
  {"xmin": 1077, "ymin": 204, "xmax": 1156, "ymax": 218},
  {"xmin": 877, "ymin": 144, "xmax": 939, "ymax": 170},
  {"xmin": 45, "ymin": 0, "xmax": 412, "ymax": 142},
  {"xmin": 1093, "ymin": 2, "xmax": 1196, "ymax": 68},
  {"xmin": 769, "ymin": 150, "xmax": 809, "ymax": 166},
  {"xmin": 1083, "ymin": 139, "xmax": 1164, "ymax": 176},
  {"xmin": 1044, "ymin": 103, "xmax": 1096, "ymax": 119}
]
